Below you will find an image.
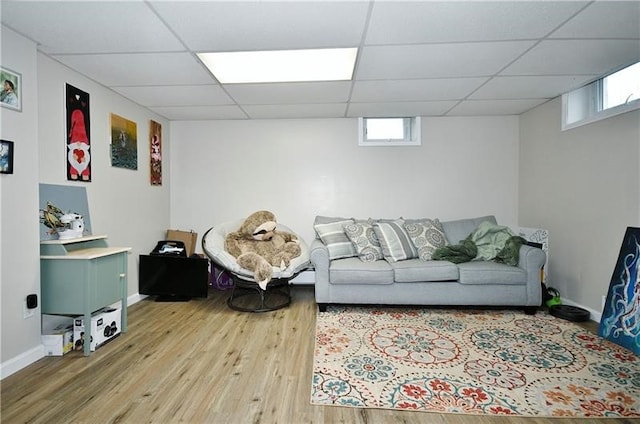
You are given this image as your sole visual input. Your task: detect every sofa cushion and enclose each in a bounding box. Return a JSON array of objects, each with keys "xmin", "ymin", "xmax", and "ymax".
[
  {"xmin": 441, "ymin": 215, "xmax": 497, "ymax": 245},
  {"xmin": 391, "ymin": 259, "xmax": 459, "ymax": 282},
  {"xmin": 329, "ymin": 257, "xmax": 394, "ymax": 284},
  {"xmin": 373, "ymin": 220, "xmax": 418, "ymax": 262},
  {"xmin": 403, "ymin": 219, "xmax": 447, "ymax": 261},
  {"xmin": 344, "ymin": 221, "xmax": 384, "ymax": 262},
  {"xmin": 313, "ymin": 215, "xmax": 352, "ymax": 238},
  {"xmin": 313, "ymin": 217, "xmax": 357, "ymax": 260},
  {"xmin": 457, "ymin": 261, "xmax": 526, "ymax": 285}
]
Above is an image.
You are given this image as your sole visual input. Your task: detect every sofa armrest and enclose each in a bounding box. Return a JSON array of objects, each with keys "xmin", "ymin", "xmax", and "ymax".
[
  {"xmin": 518, "ymin": 244, "xmax": 546, "ymax": 271},
  {"xmin": 310, "ymin": 239, "xmax": 330, "ymax": 301},
  {"xmin": 518, "ymin": 244, "xmax": 546, "ymax": 306},
  {"xmin": 310, "ymin": 239, "xmax": 329, "ymax": 276}
]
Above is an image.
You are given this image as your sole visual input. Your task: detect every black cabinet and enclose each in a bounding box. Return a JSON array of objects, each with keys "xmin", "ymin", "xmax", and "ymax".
[{"xmin": 138, "ymin": 254, "xmax": 209, "ymax": 301}]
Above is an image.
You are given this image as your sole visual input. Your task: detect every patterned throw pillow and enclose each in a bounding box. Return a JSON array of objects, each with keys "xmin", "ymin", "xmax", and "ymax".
[
  {"xmin": 373, "ymin": 219, "xmax": 418, "ymax": 262},
  {"xmin": 314, "ymin": 218, "xmax": 358, "ymax": 260},
  {"xmin": 404, "ymin": 219, "xmax": 447, "ymax": 261},
  {"xmin": 343, "ymin": 222, "xmax": 383, "ymax": 262}
]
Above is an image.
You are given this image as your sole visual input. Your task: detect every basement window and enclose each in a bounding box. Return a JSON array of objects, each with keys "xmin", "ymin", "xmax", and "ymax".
[
  {"xmin": 358, "ymin": 117, "xmax": 421, "ymax": 146},
  {"xmin": 562, "ymin": 62, "xmax": 640, "ymax": 130}
]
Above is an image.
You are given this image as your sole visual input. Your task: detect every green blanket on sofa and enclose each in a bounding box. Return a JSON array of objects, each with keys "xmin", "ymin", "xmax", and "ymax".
[{"xmin": 433, "ymin": 221, "xmax": 526, "ymax": 265}]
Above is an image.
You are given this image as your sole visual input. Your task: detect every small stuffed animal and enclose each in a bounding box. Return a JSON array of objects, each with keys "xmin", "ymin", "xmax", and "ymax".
[{"xmin": 225, "ymin": 210, "xmax": 301, "ymax": 290}]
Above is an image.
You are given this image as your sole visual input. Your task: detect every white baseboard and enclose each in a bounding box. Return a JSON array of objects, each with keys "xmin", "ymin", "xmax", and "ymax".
[
  {"xmin": 0, "ymin": 345, "xmax": 44, "ymax": 380},
  {"xmin": 290, "ymin": 270, "xmax": 315, "ymax": 285},
  {"xmin": 124, "ymin": 292, "xmax": 146, "ymax": 306},
  {"xmin": 1, "ymin": 293, "xmax": 145, "ymax": 380},
  {"xmin": 560, "ymin": 298, "xmax": 602, "ymax": 324}
]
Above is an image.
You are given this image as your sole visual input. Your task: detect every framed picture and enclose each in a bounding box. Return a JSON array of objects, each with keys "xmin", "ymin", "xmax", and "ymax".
[
  {"xmin": 149, "ymin": 120, "xmax": 162, "ymax": 185},
  {"xmin": 1, "ymin": 67, "xmax": 22, "ymax": 112},
  {"xmin": 66, "ymin": 84, "xmax": 91, "ymax": 182},
  {"xmin": 0, "ymin": 140, "xmax": 15, "ymax": 174},
  {"xmin": 110, "ymin": 113, "xmax": 138, "ymax": 170}
]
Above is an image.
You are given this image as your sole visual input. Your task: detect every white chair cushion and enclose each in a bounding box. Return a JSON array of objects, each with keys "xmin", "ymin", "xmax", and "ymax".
[{"xmin": 203, "ymin": 219, "xmax": 310, "ymax": 282}]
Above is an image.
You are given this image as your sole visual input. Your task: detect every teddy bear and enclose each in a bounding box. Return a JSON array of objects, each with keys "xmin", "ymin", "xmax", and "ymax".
[{"xmin": 225, "ymin": 210, "xmax": 301, "ymax": 290}]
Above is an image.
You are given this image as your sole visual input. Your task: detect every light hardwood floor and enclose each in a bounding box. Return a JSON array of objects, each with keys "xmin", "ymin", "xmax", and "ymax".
[{"xmin": 1, "ymin": 286, "xmax": 633, "ymax": 424}]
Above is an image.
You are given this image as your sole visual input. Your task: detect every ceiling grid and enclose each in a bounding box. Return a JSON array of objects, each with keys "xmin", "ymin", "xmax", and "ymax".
[{"xmin": 2, "ymin": 0, "xmax": 638, "ymax": 120}]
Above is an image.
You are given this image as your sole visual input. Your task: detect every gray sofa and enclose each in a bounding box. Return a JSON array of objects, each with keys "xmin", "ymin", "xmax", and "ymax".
[{"xmin": 310, "ymin": 215, "xmax": 546, "ymax": 313}]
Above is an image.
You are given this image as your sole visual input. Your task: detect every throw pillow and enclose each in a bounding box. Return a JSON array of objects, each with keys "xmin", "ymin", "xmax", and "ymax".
[
  {"xmin": 404, "ymin": 219, "xmax": 447, "ymax": 261},
  {"xmin": 373, "ymin": 219, "xmax": 418, "ymax": 262},
  {"xmin": 344, "ymin": 221, "xmax": 383, "ymax": 262},
  {"xmin": 313, "ymin": 215, "xmax": 351, "ymax": 238},
  {"xmin": 314, "ymin": 218, "xmax": 358, "ymax": 260}
]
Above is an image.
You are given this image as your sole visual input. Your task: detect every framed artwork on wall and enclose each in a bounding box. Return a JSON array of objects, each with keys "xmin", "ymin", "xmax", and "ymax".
[
  {"xmin": 66, "ymin": 84, "xmax": 91, "ymax": 182},
  {"xmin": 1, "ymin": 67, "xmax": 21, "ymax": 112},
  {"xmin": 0, "ymin": 140, "xmax": 14, "ymax": 174},
  {"xmin": 599, "ymin": 226, "xmax": 640, "ymax": 355},
  {"xmin": 110, "ymin": 113, "xmax": 138, "ymax": 170},
  {"xmin": 149, "ymin": 120, "xmax": 162, "ymax": 185}
]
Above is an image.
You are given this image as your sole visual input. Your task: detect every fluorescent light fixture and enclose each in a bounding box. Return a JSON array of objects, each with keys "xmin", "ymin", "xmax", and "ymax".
[{"xmin": 198, "ymin": 48, "xmax": 357, "ymax": 84}]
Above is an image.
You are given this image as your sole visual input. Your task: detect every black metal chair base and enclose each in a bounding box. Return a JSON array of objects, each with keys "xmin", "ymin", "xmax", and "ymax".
[{"xmin": 227, "ymin": 277, "xmax": 291, "ymax": 312}]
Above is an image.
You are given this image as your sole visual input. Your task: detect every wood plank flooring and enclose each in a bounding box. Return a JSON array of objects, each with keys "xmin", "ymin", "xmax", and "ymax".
[{"xmin": 1, "ymin": 286, "xmax": 634, "ymax": 424}]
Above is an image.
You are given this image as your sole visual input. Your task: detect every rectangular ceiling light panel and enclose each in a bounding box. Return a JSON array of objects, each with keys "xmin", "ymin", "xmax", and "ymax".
[{"xmin": 198, "ymin": 48, "xmax": 358, "ymax": 84}]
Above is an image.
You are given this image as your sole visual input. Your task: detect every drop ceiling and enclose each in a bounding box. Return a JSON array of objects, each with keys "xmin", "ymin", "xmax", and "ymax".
[{"xmin": 2, "ymin": 1, "xmax": 639, "ymax": 121}]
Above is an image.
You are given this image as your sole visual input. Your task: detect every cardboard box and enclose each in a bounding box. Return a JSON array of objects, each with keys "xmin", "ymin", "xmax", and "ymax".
[
  {"xmin": 42, "ymin": 315, "xmax": 74, "ymax": 356},
  {"xmin": 166, "ymin": 229, "xmax": 198, "ymax": 257},
  {"xmin": 73, "ymin": 308, "xmax": 121, "ymax": 352}
]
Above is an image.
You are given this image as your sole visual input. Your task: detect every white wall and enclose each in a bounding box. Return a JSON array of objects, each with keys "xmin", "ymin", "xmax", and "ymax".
[
  {"xmin": 37, "ymin": 53, "xmax": 172, "ymax": 282},
  {"xmin": 519, "ymin": 98, "xmax": 640, "ymax": 318},
  {"xmin": 11, "ymin": 20, "xmax": 635, "ymax": 377},
  {"xmin": 1, "ymin": 28, "xmax": 172, "ymax": 378},
  {"xmin": 1, "ymin": 26, "xmax": 41, "ymax": 377},
  {"xmin": 170, "ymin": 116, "xmax": 521, "ymax": 248}
]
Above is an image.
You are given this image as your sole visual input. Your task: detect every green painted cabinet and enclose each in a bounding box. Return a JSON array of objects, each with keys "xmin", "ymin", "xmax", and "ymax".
[{"xmin": 40, "ymin": 235, "xmax": 130, "ymax": 356}]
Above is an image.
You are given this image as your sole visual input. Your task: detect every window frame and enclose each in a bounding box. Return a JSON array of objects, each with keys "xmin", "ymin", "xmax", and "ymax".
[
  {"xmin": 358, "ymin": 117, "xmax": 422, "ymax": 146},
  {"xmin": 562, "ymin": 62, "xmax": 640, "ymax": 131}
]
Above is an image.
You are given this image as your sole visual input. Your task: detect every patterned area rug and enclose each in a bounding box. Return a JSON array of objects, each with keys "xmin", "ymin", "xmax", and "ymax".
[{"xmin": 311, "ymin": 306, "xmax": 640, "ymax": 417}]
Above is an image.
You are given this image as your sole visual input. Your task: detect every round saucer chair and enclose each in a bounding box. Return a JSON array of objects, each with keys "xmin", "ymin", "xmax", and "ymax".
[{"xmin": 202, "ymin": 219, "xmax": 310, "ymax": 312}]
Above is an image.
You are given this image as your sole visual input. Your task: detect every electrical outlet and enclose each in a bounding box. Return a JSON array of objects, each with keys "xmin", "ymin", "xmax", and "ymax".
[{"xmin": 23, "ymin": 301, "xmax": 35, "ymax": 319}]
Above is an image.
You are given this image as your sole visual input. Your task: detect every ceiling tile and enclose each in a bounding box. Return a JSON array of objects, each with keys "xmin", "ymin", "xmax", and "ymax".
[
  {"xmin": 366, "ymin": 1, "xmax": 589, "ymax": 44},
  {"xmin": 112, "ymin": 85, "xmax": 234, "ymax": 107},
  {"xmin": 150, "ymin": 1, "xmax": 369, "ymax": 51},
  {"xmin": 149, "ymin": 105, "xmax": 248, "ymax": 121},
  {"xmin": 351, "ymin": 78, "xmax": 488, "ymax": 102},
  {"xmin": 2, "ymin": 1, "xmax": 183, "ymax": 54},
  {"xmin": 448, "ymin": 99, "xmax": 549, "ymax": 116},
  {"xmin": 52, "ymin": 52, "xmax": 214, "ymax": 86},
  {"xmin": 243, "ymin": 104, "xmax": 348, "ymax": 119},
  {"xmin": 502, "ymin": 40, "xmax": 640, "ymax": 76},
  {"xmin": 224, "ymin": 82, "xmax": 352, "ymax": 104},
  {"xmin": 2, "ymin": 0, "xmax": 638, "ymax": 120},
  {"xmin": 356, "ymin": 42, "xmax": 535, "ymax": 80},
  {"xmin": 550, "ymin": 1, "xmax": 640, "ymax": 39},
  {"xmin": 347, "ymin": 101, "xmax": 457, "ymax": 117},
  {"xmin": 470, "ymin": 75, "xmax": 599, "ymax": 100}
]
